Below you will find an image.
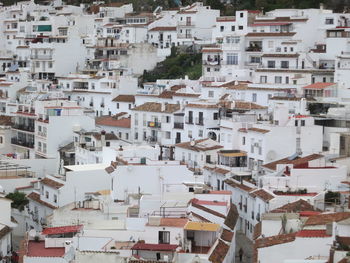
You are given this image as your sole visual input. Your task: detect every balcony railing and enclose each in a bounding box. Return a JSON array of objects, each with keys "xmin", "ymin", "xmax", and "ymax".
[
  {"xmin": 185, "ymin": 117, "xmax": 194, "ymax": 124},
  {"xmin": 174, "ymin": 122, "xmax": 184, "ymax": 129},
  {"xmin": 203, "ymin": 60, "xmax": 221, "ymax": 66},
  {"xmin": 147, "ymin": 121, "xmax": 161, "ymax": 128},
  {"xmin": 246, "ymin": 46, "xmax": 262, "ymax": 52},
  {"xmin": 178, "ymin": 21, "xmax": 195, "ymax": 26},
  {"xmin": 195, "ymin": 118, "xmax": 204, "ymax": 126},
  {"xmin": 178, "ymin": 34, "xmax": 192, "ymax": 39},
  {"xmin": 30, "ymin": 55, "xmax": 53, "ymax": 60},
  {"xmin": 11, "ymin": 138, "xmax": 34, "ymax": 149},
  {"xmin": 12, "ymin": 124, "xmax": 35, "ymax": 132}
]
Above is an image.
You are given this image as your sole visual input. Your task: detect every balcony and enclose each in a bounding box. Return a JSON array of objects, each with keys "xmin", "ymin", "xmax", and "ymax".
[
  {"xmin": 203, "ymin": 60, "xmax": 220, "ymax": 66},
  {"xmin": 30, "ymin": 54, "xmax": 53, "ymax": 60},
  {"xmin": 195, "ymin": 118, "xmax": 204, "ymax": 126},
  {"xmin": 147, "ymin": 121, "xmax": 161, "ymax": 128},
  {"xmin": 174, "ymin": 122, "xmax": 184, "ymax": 129},
  {"xmin": 178, "ymin": 34, "xmax": 192, "ymax": 39},
  {"xmin": 178, "ymin": 21, "xmax": 195, "ymax": 27},
  {"xmin": 246, "ymin": 46, "xmax": 262, "ymax": 52},
  {"xmin": 37, "ymin": 131, "xmax": 47, "ymax": 137},
  {"xmin": 185, "ymin": 117, "xmax": 194, "ymax": 124},
  {"xmin": 12, "ymin": 124, "xmax": 35, "ymax": 133},
  {"xmin": 73, "ymin": 83, "xmax": 89, "ymax": 90},
  {"xmin": 11, "ymin": 138, "xmax": 34, "ymax": 149}
]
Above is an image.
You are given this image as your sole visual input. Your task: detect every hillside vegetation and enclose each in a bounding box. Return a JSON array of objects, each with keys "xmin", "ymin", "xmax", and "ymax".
[{"xmin": 143, "ymin": 47, "xmax": 202, "ymax": 82}]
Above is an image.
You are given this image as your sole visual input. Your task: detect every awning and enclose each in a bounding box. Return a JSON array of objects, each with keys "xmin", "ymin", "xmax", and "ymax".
[
  {"xmin": 219, "ymin": 152, "xmax": 247, "ymax": 157},
  {"xmin": 184, "ymin": 222, "xmax": 220, "ymax": 232},
  {"xmin": 37, "ymin": 25, "xmax": 52, "ymax": 32}
]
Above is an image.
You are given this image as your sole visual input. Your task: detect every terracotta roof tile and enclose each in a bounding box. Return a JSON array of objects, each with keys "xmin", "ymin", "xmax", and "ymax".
[
  {"xmin": 175, "ymin": 138, "xmax": 223, "ymax": 152},
  {"xmin": 250, "ymin": 189, "xmax": 274, "ymax": 202},
  {"xmin": 191, "ymin": 201, "xmax": 226, "ymax": 219},
  {"xmin": 112, "ymin": 95, "xmax": 135, "ymax": 103},
  {"xmin": 261, "ymin": 53, "xmax": 299, "ymax": 58},
  {"xmin": 262, "ymin": 154, "xmax": 324, "ymax": 171},
  {"xmin": 158, "ymin": 90, "xmax": 175, "ymax": 99},
  {"xmin": 186, "ymin": 103, "xmax": 219, "ymax": 109},
  {"xmin": 255, "ymin": 233, "xmax": 296, "ymax": 249},
  {"xmin": 208, "ymin": 240, "xmax": 230, "ymax": 263},
  {"xmin": 270, "ymin": 199, "xmax": 318, "ymax": 213},
  {"xmin": 149, "ymin": 26, "xmax": 177, "ymax": 31},
  {"xmin": 303, "ymin": 82, "xmax": 335, "ymax": 90},
  {"xmin": 26, "ymin": 241, "xmax": 65, "ymax": 257},
  {"xmin": 296, "ymin": 229, "xmax": 331, "ymax": 238},
  {"xmin": 96, "ymin": 116, "xmax": 131, "ymax": 128},
  {"xmin": 221, "ymin": 229, "xmax": 234, "ymax": 242},
  {"xmin": 159, "ymin": 218, "xmax": 188, "ymax": 227},
  {"xmin": 224, "ymin": 179, "xmax": 255, "ymax": 192},
  {"xmin": 131, "ymin": 242, "xmax": 179, "ymax": 251},
  {"xmin": 254, "ymin": 222, "xmax": 262, "ymax": 240},
  {"xmin": 304, "ymin": 212, "xmax": 350, "ymax": 226},
  {"xmin": 42, "ymin": 225, "xmax": 83, "ymax": 235},
  {"xmin": 224, "ymin": 203, "xmax": 239, "ymax": 230},
  {"xmin": 132, "ymin": 102, "xmax": 180, "ymax": 113},
  {"xmin": 27, "ymin": 192, "xmax": 57, "ymax": 209},
  {"xmin": 41, "ymin": 178, "xmax": 64, "ymax": 189}
]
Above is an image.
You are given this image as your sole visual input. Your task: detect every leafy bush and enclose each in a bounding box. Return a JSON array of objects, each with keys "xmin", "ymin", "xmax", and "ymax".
[{"xmin": 6, "ymin": 191, "xmax": 29, "ymax": 211}]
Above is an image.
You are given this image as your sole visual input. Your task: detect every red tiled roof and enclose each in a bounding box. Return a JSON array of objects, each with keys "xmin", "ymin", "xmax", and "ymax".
[
  {"xmin": 41, "ymin": 177, "xmax": 64, "ymax": 189},
  {"xmin": 192, "ymin": 198, "xmax": 227, "ymax": 206},
  {"xmin": 112, "ymin": 95, "xmax": 135, "ymax": 103},
  {"xmin": 224, "ymin": 179, "xmax": 255, "ymax": 192},
  {"xmin": 221, "ymin": 229, "xmax": 234, "ymax": 242},
  {"xmin": 42, "ymin": 225, "xmax": 83, "ymax": 235},
  {"xmin": 246, "ymin": 32, "xmax": 296, "ymax": 37},
  {"xmin": 131, "ymin": 242, "xmax": 179, "ymax": 251},
  {"xmin": 209, "ymin": 240, "xmax": 230, "ymax": 263},
  {"xmin": 255, "ymin": 233, "xmax": 296, "ymax": 249},
  {"xmin": 271, "ymin": 199, "xmax": 319, "ymax": 213},
  {"xmin": 26, "ymin": 241, "xmax": 65, "ymax": 257},
  {"xmin": 250, "ymin": 189, "xmax": 274, "ymax": 202},
  {"xmin": 27, "ymin": 192, "xmax": 57, "ymax": 210},
  {"xmin": 303, "ymin": 82, "xmax": 335, "ymax": 89},
  {"xmin": 191, "ymin": 201, "xmax": 226, "ymax": 219},
  {"xmin": 262, "ymin": 154, "xmax": 324, "ymax": 171},
  {"xmin": 159, "ymin": 218, "xmax": 188, "ymax": 228},
  {"xmin": 0, "ymin": 226, "xmax": 11, "ymax": 239},
  {"xmin": 252, "ymin": 22, "xmax": 291, "ymax": 26},
  {"xmin": 296, "ymin": 229, "xmax": 331, "ymax": 238},
  {"xmin": 96, "ymin": 116, "xmax": 131, "ymax": 128},
  {"xmin": 304, "ymin": 212, "xmax": 350, "ymax": 226},
  {"xmin": 149, "ymin": 26, "xmax": 177, "ymax": 31}
]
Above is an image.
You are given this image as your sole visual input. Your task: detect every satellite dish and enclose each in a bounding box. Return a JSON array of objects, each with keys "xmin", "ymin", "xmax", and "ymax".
[
  {"xmin": 190, "ymin": 140, "xmax": 195, "ymax": 147},
  {"xmin": 266, "ymin": 150, "xmax": 277, "ymax": 161}
]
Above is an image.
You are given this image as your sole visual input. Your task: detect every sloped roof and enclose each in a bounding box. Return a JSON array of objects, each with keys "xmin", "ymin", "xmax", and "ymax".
[
  {"xmin": 209, "ymin": 240, "xmax": 230, "ymax": 263},
  {"xmin": 112, "ymin": 95, "xmax": 135, "ymax": 103},
  {"xmin": 255, "ymin": 233, "xmax": 296, "ymax": 249},
  {"xmin": 27, "ymin": 192, "xmax": 57, "ymax": 210},
  {"xmin": 131, "ymin": 242, "xmax": 178, "ymax": 251},
  {"xmin": 224, "ymin": 203, "xmax": 239, "ymax": 230},
  {"xmin": 132, "ymin": 102, "xmax": 180, "ymax": 113},
  {"xmin": 250, "ymin": 189, "xmax": 274, "ymax": 202},
  {"xmin": 42, "ymin": 225, "xmax": 83, "ymax": 235},
  {"xmin": 0, "ymin": 226, "xmax": 11, "ymax": 239},
  {"xmin": 224, "ymin": 179, "xmax": 255, "ymax": 192},
  {"xmin": 262, "ymin": 154, "xmax": 324, "ymax": 171},
  {"xmin": 176, "ymin": 138, "xmax": 223, "ymax": 152},
  {"xmin": 96, "ymin": 116, "xmax": 131, "ymax": 128},
  {"xmin": 303, "ymin": 82, "xmax": 335, "ymax": 90},
  {"xmin": 304, "ymin": 212, "xmax": 350, "ymax": 226},
  {"xmin": 41, "ymin": 178, "xmax": 64, "ymax": 189},
  {"xmin": 270, "ymin": 199, "xmax": 318, "ymax": 213}
]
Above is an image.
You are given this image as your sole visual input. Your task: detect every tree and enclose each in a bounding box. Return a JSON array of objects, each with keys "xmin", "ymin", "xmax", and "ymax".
[{"xmin": 6, "ymin": 191, "xmax": 29, "ymax": 211}]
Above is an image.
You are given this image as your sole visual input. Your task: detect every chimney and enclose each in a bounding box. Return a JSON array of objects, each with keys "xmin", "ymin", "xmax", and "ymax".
[
  {"xmin": 320, "ymin": 3, "xmax": 324, "ymax": 11},
  {"xmin": 101, "ymin": 130, "xmax": 106, "ymax": 147}
]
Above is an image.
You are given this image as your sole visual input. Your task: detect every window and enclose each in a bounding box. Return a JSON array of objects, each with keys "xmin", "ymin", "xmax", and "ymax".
[
  {"xmin": 199, "ymin": 130, "xmax": 203, "ymax": 137},
  {"xmin": 275, "ymin": 76, "xmax": 282, "ymax": 84},
  {"xmin": 213, "ymin": 112, "xmax": 218, "ymax": 120},
  {"xmin": 116, "ymin": 103, "xmax": 119, "ymax": 109},
  {"xmin": 0, "ymin": 137, "xmax": 2, "ymax": 144},
  {"xmin": 165, "ymin": 131, "xmax": 171, "ymax": 139},
  {"xmin": 325, "ymin": 18, "xmax": 334, "ymax": 24},
  {"xmin": 231, "ymin": 26, "xmax": 235, "ymax": 31},
  {"xmin": 238, "ymin": 26, "xmax": 244, "ymax": 30},
  {"xmin": 220, "ymin": 26, "xmax": 224, "ymax": 32},
  {"xmin": 54, "ymin": 194, "xmax": 57, "ymax": 203},
  {"xmin": 242, "ymin": 136, "xmax": 245, "ymax": 145},
  {"xmin": 260, "ymin": 76, "xmax": 267, "ymax": 83},
  {"xmin": 208, "ymin": 91, "xmax": 214, "ymax": 97},
  {"xmin": 207, "ymin": 67, "xmax": 210, "ymax": 72},
  {"xmin": 106, "ymin": 141, "xmax": 110, "ymax": 146},
  {"xmin": 134, "ymin": 132, "xmax": 138, "ymax": 140},
  {"xmin": 267, "ymin": 61, "xmax": 275, "ymax": 68},
  {"xmin": 268, "ymin": 41, "xmax": 274, "ymax": 48},
  {"xmin": 250, "ymin": 56, "xmax": 261, "ymax": 64},
  {"xmin": 45, "ymin": 191, "xmax": 49, "ymax": 199},
  {"xmin": 252, "ymin": 93, "xmax": 257, "ymax": 102},
  {"xmin": 240, "ymin": 12, "xmax": 244, "ymax": 17},
  {"xmin": 188, "ymin": 130, "xmax": 192, "ymax": 138},
  {"xmin": 301, "ymin": 120, "xmax": 305, "ymax": 126},
  {"xmin": 158, "ymin": 231, "xmax": 170, "ymax": 244},
  {"xmin": 286, "ymin": 76, "xmax": 289, "ymax": 84},
  {"xmin": 281, "ymin": 61, "xmax": 289, "ymax": 69},
  {"xmin": 166, "ymin": 116, "xmax": 171, "ymax": 123},
  {"xmin": 227, "ymin": 53, "xmax": 238, "ymax": 65}
]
